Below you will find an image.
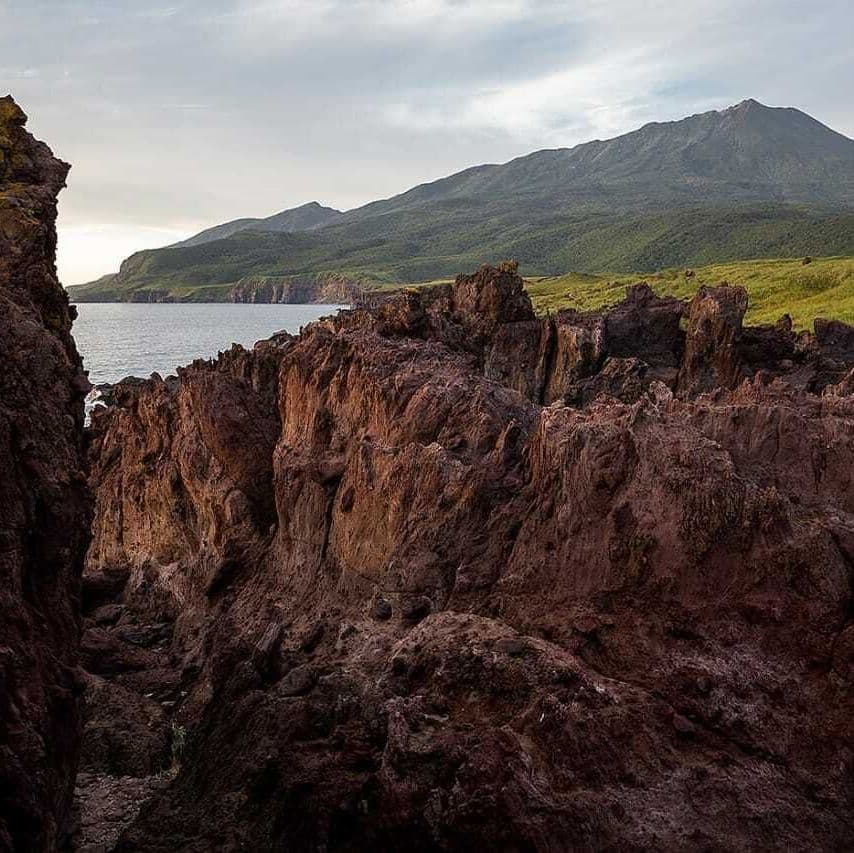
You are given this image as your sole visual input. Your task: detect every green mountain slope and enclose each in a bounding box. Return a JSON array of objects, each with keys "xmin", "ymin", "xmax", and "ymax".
[
  {"xmin": 69, "ymin": 205, "xmax": 854, "ymax": 302},
  {"xmin": 68, "ymin": 99, "xmax": 854, "ymax": 302}
]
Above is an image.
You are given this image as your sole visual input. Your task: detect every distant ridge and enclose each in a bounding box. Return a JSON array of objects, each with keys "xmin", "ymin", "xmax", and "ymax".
[
  {"xmin": 172, "ymin": 201, "xmax": 343, "ymax": 248},
  {"xmin": 70, "ymin": 99, "xmax": 854, "ymax": 301}
]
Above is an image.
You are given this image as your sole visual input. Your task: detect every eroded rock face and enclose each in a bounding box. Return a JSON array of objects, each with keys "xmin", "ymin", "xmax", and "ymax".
[
  {"xmin": 86, "ymin": 342, "xmax": 283, "ymax": 619},
  {"xmin": 85, "ymin": 265, "xmax": 854, "ymax": 850},
  {"xmin": 0, "ymin": 96, "xmax": 90, "ymax": 851},
  {"xmin": 230, "ymin": 273, "xmax": 360, "ymax": 305},
  {"xmin": 678, "ymin": 284, "xmax": 748, "ymax": 394}
]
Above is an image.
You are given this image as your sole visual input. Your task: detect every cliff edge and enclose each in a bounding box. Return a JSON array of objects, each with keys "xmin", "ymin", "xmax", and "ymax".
[{"xmin": 0, "ymin": 96, "xmax": 91, "ymax": 851}]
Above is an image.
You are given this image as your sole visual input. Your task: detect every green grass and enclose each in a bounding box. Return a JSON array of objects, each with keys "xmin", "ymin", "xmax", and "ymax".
[{"xmin": 524, "ymin": 256, "xmax": 854, "ymax": 329}]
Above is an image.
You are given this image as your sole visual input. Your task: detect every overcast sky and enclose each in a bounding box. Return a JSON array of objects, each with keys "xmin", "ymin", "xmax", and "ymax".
[{"xmin": 2, "ymin": 0, "xmax": 852, "ymax": 285}]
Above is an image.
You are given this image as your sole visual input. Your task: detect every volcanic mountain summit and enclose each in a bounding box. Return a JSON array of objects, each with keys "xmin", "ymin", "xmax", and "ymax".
[{"xmin": 70, "ymin": 99, "xmax": 854, "ymax": 302}]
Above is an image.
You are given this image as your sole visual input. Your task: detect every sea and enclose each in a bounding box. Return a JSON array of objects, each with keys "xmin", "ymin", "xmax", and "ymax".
[{"xmin": 72, "ymin": 302, "xmax": 346, "ymax": 386}]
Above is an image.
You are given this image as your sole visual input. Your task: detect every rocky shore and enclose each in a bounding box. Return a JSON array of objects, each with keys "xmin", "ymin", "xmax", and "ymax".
[{"xmin": 81, "ymin": 263, "xmax": 854, "ymax": 850}]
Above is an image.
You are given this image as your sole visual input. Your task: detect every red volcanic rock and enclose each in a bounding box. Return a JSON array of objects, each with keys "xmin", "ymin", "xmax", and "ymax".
[
  {"xmin": 484, "ymin": 282, "xmax": 683, "ymax": 405},
  {"xmin": 0, "ymin": 96, "xmax": 90, "ymax": 850},
  {"xmin": 815, "ymin": 317, "xmax": 854, "ymax": 358},
  {"xmin": 678, "ymin": 284, "xmax": 749, "ymax": 395},
  {"xmin": 602, "ymin": 282, "xmax": 684, "ymax": 370},
  {"xmin": 82, "ymin": 266, "xmax": 854, "ymax": 851},
  {"xmin": 450, "ymin": 261, "xmax": 535, "ymax": 334},
  {"xmin": 85, "ymin": 343, "xmax": 284, "ymax": 642}
]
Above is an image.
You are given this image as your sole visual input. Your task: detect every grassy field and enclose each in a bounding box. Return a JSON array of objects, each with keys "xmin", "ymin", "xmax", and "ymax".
[{"xmin": 523, "ymin": 256, "xmax": 854, "ymax": 329}]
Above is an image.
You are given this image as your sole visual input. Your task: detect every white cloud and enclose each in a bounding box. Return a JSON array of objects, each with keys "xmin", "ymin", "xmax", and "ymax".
[
  {"xmin": 384, "ymin": 47, "xmax": 676, "ymax": 146},
  {"xmin": 381, "ymin": 0, "xmax": 854, "ymax": 146},
  {"xmin": 0, "ymin": 67, "xmax": 40, "ymax": 79},
  {"xmin": 217, "ymin": 0, "xmax": 536, "ymax": 36}
]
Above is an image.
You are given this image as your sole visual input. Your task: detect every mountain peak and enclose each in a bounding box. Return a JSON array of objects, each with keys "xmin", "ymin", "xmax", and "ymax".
[
  {"xmin": 277, "ymin": 200, "xmax": 342, "ymax": 217},
  {"xmin": 141, "ymin": 99, "xmax": 853, "ymax": 268},
  {"xmin": 725, "ymin": 98, "xmax": 790, "ymax": 120},
  {"xmin": 732, "ymin": 97, "xmax": 765, "ymax": 110},
  {"xmin": 172, "ymin": 201, "xmax": 343, "ymax": 249},
  {"xmin": 291, "ymin": 200, "xmax": 326, "ymax": 211}
]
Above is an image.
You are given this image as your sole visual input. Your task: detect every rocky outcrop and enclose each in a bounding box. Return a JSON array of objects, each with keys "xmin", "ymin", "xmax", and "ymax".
[
  {"xmin": 678, "ymin": 284, "xmax": 749, "ymax": 394},
  {"xmin": 0, "ymin": 96, "xmax": 90, "ymax": 850},
  {"xmin": 229, "ymin": 273, "xmax": 360, "ymax": 305},
  {"xmin": 83, "ymin": 264, "xmax": 854, "ymax": 850},
  {"xmin": 128, "ymin": 289, "xmax": 174, "ymax": 304},
  {"xmin": 71, "ymin": 272, "xmax": 360, "ymax": 304}
]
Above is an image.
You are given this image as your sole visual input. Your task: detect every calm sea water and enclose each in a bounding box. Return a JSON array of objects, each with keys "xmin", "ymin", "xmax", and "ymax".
[{"xmin": 72, "ymin": 302, "xmax": 346, "ymax": 385}]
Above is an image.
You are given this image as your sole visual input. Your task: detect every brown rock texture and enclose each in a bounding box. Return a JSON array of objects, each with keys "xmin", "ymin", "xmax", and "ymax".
[
  {"xmin": 84, "ymin": 265, "xmax": 854, "ymax": 851},
  {"xmin": 0, "ymin": 96, "xmax": 90, "ymax": 850}
]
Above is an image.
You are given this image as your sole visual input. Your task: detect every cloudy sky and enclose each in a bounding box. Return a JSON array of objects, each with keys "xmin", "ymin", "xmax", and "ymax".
[{"xmin": 2, "ymin": 0, "xmax": 852, "ymax": 284}]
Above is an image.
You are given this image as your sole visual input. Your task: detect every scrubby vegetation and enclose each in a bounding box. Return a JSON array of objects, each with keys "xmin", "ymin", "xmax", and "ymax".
[
  {"xmin": 69, "ymin": 251, "xmax": 854, "ymax": 330},
  {"xmin": 69, "ymin": 206, "xmax": 854, "ymax": 303},
  {"xmin": 170, "ymin": 723, "xmax": 186, "ymax": 771},
  {"xmin": 525, "ymin": 256, "xmax": 854, "ymax": 328}
]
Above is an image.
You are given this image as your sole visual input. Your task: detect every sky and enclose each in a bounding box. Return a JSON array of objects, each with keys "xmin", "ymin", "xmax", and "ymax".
[{"xmin": 1, "ymin": 0, "xmax": 852, "ymax": 285}]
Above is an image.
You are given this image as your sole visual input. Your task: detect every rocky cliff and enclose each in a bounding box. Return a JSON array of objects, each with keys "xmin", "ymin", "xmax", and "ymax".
[
  {"xmin": 0, "ymin": 96, "xmax": 90, "ymax": 850},
  {"xmin": 81, "ymin": 263, "xmax": 854, "ymax": 850},
  {"xmin": 229, "ymin": 272, "xmax": 360, "ymax": 304},
  {"xmin": 70, "ymin": 272, "xmax": 360, "ymax": 304}
]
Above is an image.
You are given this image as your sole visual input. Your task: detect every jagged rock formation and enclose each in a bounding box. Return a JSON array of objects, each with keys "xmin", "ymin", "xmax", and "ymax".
[
  {"xmin": 83, "ymin": 265, "xmax": 854, "ymax": 850},
  {"xmin": 0, "ymin": 96, "xmax": 90, "ymax": 850}
]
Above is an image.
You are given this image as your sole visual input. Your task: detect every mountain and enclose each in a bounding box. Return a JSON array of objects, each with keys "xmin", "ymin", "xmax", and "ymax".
[
  {"xmin": 346, "ymin": 98, "xmax": 854, "ymax": 216},
  {"xmin": 69, "ymin": 100, "xmax": 854, "ymax": 302},
  {"xmin": 171, "ymin": 201, "xmax": 343, "ymax": 248}
]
